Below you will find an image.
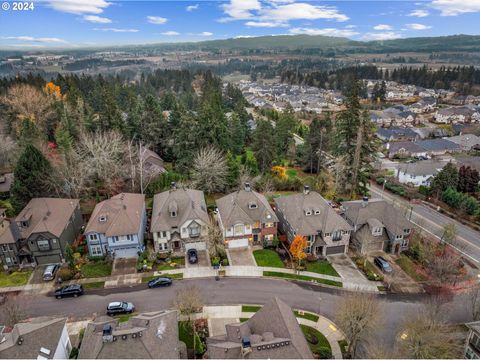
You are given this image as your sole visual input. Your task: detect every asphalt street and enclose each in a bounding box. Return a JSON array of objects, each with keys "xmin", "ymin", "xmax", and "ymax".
[
  {"xmin": 369, "ymin": 184, "xmax": 480, "ymax": 263},
  {"xmin": 22, "ymin": 277, "xmax": 472, "ymax": 346}
]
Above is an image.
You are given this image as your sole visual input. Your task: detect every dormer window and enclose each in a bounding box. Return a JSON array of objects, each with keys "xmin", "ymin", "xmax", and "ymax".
[
  {"xmin": 248, "ymin": 202, "xmax": 258, "ymax": 209},
  {"xmin": 20, "ymin": 221, "xmax": 29, "ymax": 228},
  {"xmin": 372, "ymin": 227, "xmax": 383, "ymax": 236}
]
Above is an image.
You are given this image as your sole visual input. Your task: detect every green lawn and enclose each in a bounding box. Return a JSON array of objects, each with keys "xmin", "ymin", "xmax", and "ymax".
[
  {"xmin": 242, "ymin": 305, "xmax": 262, "ymax": 312},
  {"xmin": 116, "ymin": 312, "xmax": 136, "ymax": 323},
  {"xmin": 156, "ymin": 256, "xmax": 186, "ymax": 271},
  {"xmin": 82, "ymin": 281, "xmax": 105, "ymax": 289},
  {"xmin": 305, "ymin": 260, "xmax": 340, "ymax": 277},
  {"xmin": 294, "ymin": 310, "xmax": 319, "ymax": 322},
  {"xmin": 253, "ymin": 249, "xmax": 285, "ymax": 268},
  {"xmin": 80, "ymin": 261, "xmax": 112, "ymax": 278},
  {"xmin": 301, "ymin": 325, "xmax": 332, "ymax": 359},
  {"xmin": 263, "ymin": 271, "xmax": 343, "ymax": 287},
  {"xmin": 239, "ymin": 318, "xmax": 250, "ymax": 323},
  {"xmin": 0, "ymin": 271, "xmax": 32, "ymax": 287},
  {"xmin": 395, "ymin": 255, "xmax": 427, "ymax": 282}
]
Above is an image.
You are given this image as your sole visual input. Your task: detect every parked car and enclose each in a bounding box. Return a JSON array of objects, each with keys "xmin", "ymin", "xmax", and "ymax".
[
  {"xmin": 55, "ymin": 284, "xmax": 84, "ymax": 299},
  {"xmin": 106, "ymin": 301, "xmax": 135, "ymax": 316},
  {"xmin": 148, "ymin": 277, "xmax": 173, "ymax": 288},
  {"xmin": 43, "ymin": 264, "xmax": 59, "ymax": 281},
  {"xmin": 187, "ymin": 249, "xmax": 198, "ymax": 264},
  {"xmin": 374, "ymin": 256, "xmax": 393, "ymax": 273}
]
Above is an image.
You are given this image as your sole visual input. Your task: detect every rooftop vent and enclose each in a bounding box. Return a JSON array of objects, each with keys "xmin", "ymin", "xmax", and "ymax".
[
  {"xmin": 99, "ymin": 215, "xmax": 108, "ymax": 223},
  {"xmin": 303, "ymin": 185, "xmax": 310, "ymax": 195}
]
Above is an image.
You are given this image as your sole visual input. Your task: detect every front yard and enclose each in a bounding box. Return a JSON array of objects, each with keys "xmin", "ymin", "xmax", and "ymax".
[
  {"xmin": 80, "ymin": 260, "xmax": 112, "ymax": 278},
  {"xmin": 395, "ymin": 254, "xmax": 428, "ymax": 282},
  {"xmin": 305, "ymin": 260, "xmax": 340, "ymax": 277},
  {"xmin": 253, "ymin": 249, "xmax": 285, "ymax": 268},
  {"xmin": 0, "ymin": 270, "xmax": 32, "ymax": 287},
  {"xmin": 300, "ymin": 324, "xmax": 332, "ymax": 359}
]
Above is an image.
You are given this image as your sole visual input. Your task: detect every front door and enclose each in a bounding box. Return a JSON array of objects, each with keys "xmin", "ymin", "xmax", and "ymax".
[
  {"xmin": 253, "ymin": 234, "xmax": 259, "ymax": 243},
  {"xmin": 173, "ymin": 241, "xmax": 181, "ymax": 251},
  {"xmin": 315, "ymin": 246, "xmax": 324, "ymax": 257},
  {"xmin": 395, "ymin": 243, "xmax": 400, "ymax": 254}
]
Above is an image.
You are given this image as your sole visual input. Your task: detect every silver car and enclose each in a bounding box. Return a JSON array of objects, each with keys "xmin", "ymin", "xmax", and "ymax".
[{"xmin": 42, "ymin": 264, "xmax": 59, "ymax": 281}]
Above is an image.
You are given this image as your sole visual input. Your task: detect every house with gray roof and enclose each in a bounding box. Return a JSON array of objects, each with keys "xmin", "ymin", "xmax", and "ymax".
[
  {"xmin": 151, "ymin": 185, "xmax": 209, "ymax": 254},
  {"xmin": 376, "ymin": 128, "xmax": 419, "ymax": 142},
  {"xmin": 85, "ymin": 193, "xmax": 146, "ymax": 258},
  {"xmin": 140, "ymin": 146, "xmax": 166, "ymax": 178},
  {"xmin": 0, "ymin": 173, "xmax": 13, "ymax": 199},
  {"xmin": 415, "ymin": 138, "xmax": 461, "ymax": 156},
  {"xmin": 15, "ymin": 198, "xmax": 83, "ymax": 265},
  {"xmin": 386, "ymin": 141, "xmax": 427, "ymax": 159},
  {"xmin": 447, "ymin": 134, "xmax": 480, "ymax": 151},
  {"xmin": 78, "ymin": 310, "xmax": 185, "ymax": 359},
  {"xmin": 216, "ymin": 183, "xmax": 278, "ymax": 249},
  {"xmin": 207, "ymin": 297, "xmax": 313, "ymax": 359},
  {"xmin": 341, "ymin": 198, "xmax": 413, "ymax": 255},
  {"xmin": 396, "ymin": 160, "xmax": 448, "ymax": 187},
  {"xmin": 0, "ymin": 317, "xmax": 71, "ymax": 359},
  {"xmin": 0, "ymin": 208, "xmax": 21, "ymax": 269},
  {"xmin": 274, "ymin": 187, "xmax": 352, "ymax": 257}
]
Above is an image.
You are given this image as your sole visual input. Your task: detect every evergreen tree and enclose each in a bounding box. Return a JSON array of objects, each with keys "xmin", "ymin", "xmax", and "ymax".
[
  {"xmin": 274, "ymin": 104, "xmax": 297, "ymax": 159},
  {"xmin": 303, "ymin": 113, "xmax": 332, "ymax": 174},
  {"xmin": 10, "ymin": 144, "xmax": 52, "ymax": 212},
  {"xmin": 431, "ymin": 163, "xmax": 459, "ymax": 198},
  {"xmin": 172, "ymin": 112, "xmax": 199, "ymax": 173},
  {"xmin": 228, "ymin": 113, "xmax": 247, "ymax": 156},
  {"xmin": 226, "ymin": 150, "xmax": 240, "ymax": 189},
  {"xmin": 252, "ymin": 120, "xmax": 276, "ymax": 173}
]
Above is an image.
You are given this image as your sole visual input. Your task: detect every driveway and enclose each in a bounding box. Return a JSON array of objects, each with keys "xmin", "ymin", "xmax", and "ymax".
[
  {"xmin": 29, "ymin": 265, "xmax": 48, "ymax": 285},
  {"xmin": 327, "ymin": 254, "xmax": 379, "ymax": 291},
  {"xmin": 185, "ymin": 250, "xmax": 210, "ymax": 268},
  {"xmin": 227, "ymin": 248, "xmax": 255, "ymax": 266},
  {"xmin": 111, "ymin": 258, "xmax": 137, "ymax": 276}
]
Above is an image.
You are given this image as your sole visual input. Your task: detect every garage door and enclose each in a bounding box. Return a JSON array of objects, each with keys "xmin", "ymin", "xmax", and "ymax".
[
  {"xmin": 185, "ymin": 241, "xmax": 206, "ymax": 251},
  {"xmin": 113, "ymin": 247, "xmax": 139, "ymax": 258},
  {"xmin": 325, "ymin": 245, "xmax": 345, "ymax": 255},
  {"xmin": 36, "ymin": 254, "xmax": 62, "ymax": 265},
  {"xmin": 228, "ymin": 238, "xmax": 249, "ymax": 249}
]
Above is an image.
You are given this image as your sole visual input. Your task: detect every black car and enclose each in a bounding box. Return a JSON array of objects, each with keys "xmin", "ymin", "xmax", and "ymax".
[
  {"xmin": 106, "ymin": 301, "xmax": 135, "ymax": 316},
  {"xmin": 148, "ymin": 277, "xmax": 173, "ymax": 288},
  {"xmin": 187, "ymin": 249, "xmax": 198, "ymax": 264},
  {"xmin": 374, "ymin": 256, "xmax": 393, "ymax": 273},
  {"xmin": 54, "ymin": 284, "xmax": 84, "ymax": 299}
]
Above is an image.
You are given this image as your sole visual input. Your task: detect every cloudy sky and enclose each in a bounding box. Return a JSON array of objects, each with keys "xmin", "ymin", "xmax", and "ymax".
[{"xmin": 1, "ymin": 0, "xmax": 480, "ymax": 48}]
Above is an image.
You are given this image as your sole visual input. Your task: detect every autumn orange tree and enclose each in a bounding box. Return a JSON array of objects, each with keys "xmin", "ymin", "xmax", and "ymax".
[
  {"xmin": 290, "ymin": 235, "xmax": 308, "ymax": 269},
  {"xmin": 271, "ymin": 165, "xmax": 288, "ymax": 181}
]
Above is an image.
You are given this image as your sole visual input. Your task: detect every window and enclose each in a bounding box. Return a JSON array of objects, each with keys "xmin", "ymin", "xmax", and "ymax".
[
  {"xmin": 331, "ymin": 231, "xmax": 342, "ymax": 241},
  {"xmin": 189, "ymin": 223, "xmax": 200, "ymax": 237},
  {"xmin": 162, "ymin": 231, "xmax": 167, "ymax": 237},
  {"xmin": 91, "ymin": 245, "xmax": 102, "ymax": 256},
  {"xmin": 127, "ymin": 235, "xmax": 132, "ymax": 241},
  {"xmin": 404, "ymin": 228, "xmax": 411, "ymax": 235},
  {"xmin": 248, "ymin": 202, "xmax": 258, "ymax": 209},
  {"xmin": 89, "ymin": 234, "xmax": 98, "ymax": 241},
  {"xmin": 372, "ymin": 227, "xmax": 383, "ymax": 236},
  {"xmin": 112, "ymin": 236, "xmax": 118, "ymax": 243},
  {"xmin": 264, "ymin": 222, "xmax": 274, "ymax": 228},
  {"xmin": 395, "ymin": 234, "xmax": 403, "ymax": 240},
  {"xmin": 2, "ymin": 245, "xmax": 7, "ymax": 252},
  {"xmin": 99, "ymin": 215, "xmax": 107, "ymax": 222},
  {"xmin": 170, "ymin": 211, "xmax": 177, "ymax": 217},
  {"xmin": 314, "ymin": 210, "xmax": 320, "ymax": 215},
  {"xmin": 305, "ymin": 210, "xmax": 312, "ymax": 216},
  {"xmin": 161, "ymin": 242, "xmax": 169, "ymax": 251},
  {"xmin": 234, "ymin": 224, "xmax": 244, "ymax": 236},
  {"xmin": 8, "ymin": 244, "xmax": 13, "ymax": 251},
  {"xmin": 37, "ymin": 239, "xmax": 50, "ymax": 251},
  {"xmin": 324, "ymin": 233, "xmax": 330, "ymax": 237},
  {"xmin": 5, "ymin": 257, "xmax": 11, "ymax": 264},
  {"xmin": 401, "ymin": 239, "xmax": 409, "ymax": 248},
  {"xmin": 470, "ymin": 333, "xmax": 480, "ymax": 353}
]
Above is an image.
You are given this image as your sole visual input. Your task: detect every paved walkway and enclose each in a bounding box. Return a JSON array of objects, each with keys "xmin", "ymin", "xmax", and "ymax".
[
  {"xmin": 202, "ymin": 305, "xmax": 345, "ymax": 359},
  {"xmin": 328, "ymin": 254, "xmax": 381, "ymax": 292}
]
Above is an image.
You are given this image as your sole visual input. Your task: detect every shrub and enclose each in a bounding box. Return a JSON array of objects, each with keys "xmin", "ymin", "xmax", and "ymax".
[
  {"xmin": 57, "ymin": 268, "xmax": 74, "ymax": 281},
  {"xmin": 87, "ymin": 255, "xmax": 105, "ymax": 262},
  {"xmin": 221, "ymin": 258, "xmax": 228, "ymax": 266},
  {"xmin": 376, "ymin": 177, "xmax": 385, "ymax": 186},
  {"xmin": 318, "ymin": 346, "xmax": 332, "ymax": 359},
  {"xmin": 211, "ymin": 257, "xmax": 220, "ymax": 267}
]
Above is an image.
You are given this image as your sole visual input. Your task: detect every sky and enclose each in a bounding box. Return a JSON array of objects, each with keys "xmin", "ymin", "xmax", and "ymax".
[{"xmin": 1, "ymin": 0, "xmax": 480, "ymax": 49}]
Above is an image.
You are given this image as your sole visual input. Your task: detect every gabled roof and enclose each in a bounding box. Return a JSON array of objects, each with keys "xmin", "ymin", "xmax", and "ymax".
[
  {"xmin": 274, "ymin": 191, "xmax": 352, "ymax": 236},
  {"xmin": 216, "ymin": 188, "xmax": 278, "ymax": 228},
  {"xmin": 415, "ymin": 138, "xmax": 460, "ymax": 151},
  {"xmin": 78, "ymin": 311, "xmax": 182, "ymax": 359},
  {"xmin": 150, "ymin": 188, "xmax": 208, "ymax": 232},
  {"xmin": 0, "ymin": 217, "xmax": 18, "ymax": 245},
  {"xmin": 0, "ymin": 317, "xmax": 67, "ymax": 359},
  {"xmin": 397, "ymin": 160, "xmax": 448, "ymax": 177},
  {"xmin": 387, "ymin": 141, "xmax": 426, "ymax": 155},
  {"xmin": 342, "ymin": 198, "xmax": 412, "ymax": 237},
  {"xmin": 85, "ymin": 193, "xmax": 145, "ymax": 237},
  {"xmin": 15, "ymin": 198, "xmax": 80, "ymax": 240}
]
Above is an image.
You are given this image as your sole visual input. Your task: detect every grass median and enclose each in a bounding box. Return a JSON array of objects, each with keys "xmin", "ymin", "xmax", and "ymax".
[{"xmin": 263, "ymin": 271, "xmax": 343, "ymax": 287}]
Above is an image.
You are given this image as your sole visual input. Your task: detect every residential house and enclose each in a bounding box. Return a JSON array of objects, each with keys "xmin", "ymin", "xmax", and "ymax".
[
  {"xmin": 207, "ymin": 297, "xmax": 313, "ymax": 359},
  {"xmin": 447, "ymin": 134, "xmax": 480, "ymax": 151},
  {"xmin": 416, "ymin": 138, "xmax": 461, "ymax": 156},
  {"xmin": 0, "ymin": 317, "xmax": 71, "ymax": 359},
  {"xmin": 464, "ymin": 321, "xmax": 480, "ymax": 359},
  {"xmin": 78, "ymin": 311, "xmax": 185, "ymax": 359},
  {"xmin": 412, "ymin": 127, "xmax": 450, "ymax": 139},
  {"xmin": 386, "ymin": 141, "xmax": 427, "ymax": 159},
  {"xmin": 396, "ymin": 160, "xmax": 448, "ymax": 187},
  {"xmin": 216, "ymin": 183, "xmax": 278, "ymax": 249},
  {"xmin": 15, "ymin": 198, "xmax": 83, "ymax": 265},
  {"xmin": 274, "ymin": 186, "xmax": 352, "ymax": 257},
  {"xmin": 0, "ymin": 208, "xmax": 20, "ymax": 268},
  {"xmin": 150, "ymin": 186, "xmax": 209, "ymax": 254},
  {"xmin": 435, "ymin": 107, "xmax": 475, "ymax": 124},
  {"xmin": 0, "ymin": 173, "xmax": 13, "ymax": 199},
  {"xmin": 376, "ymin": 128, "xmax": 419, "ymax": 142},
  {"xmin": 140, "ymin": 146, "xmax": 166, "ymax": 178},
  {"xmin": 456, "ymin": 156, "xmax": 480, "ymax": 173},
  {"xmin": 342, "ymin": 198, "xmax": 413, "ymax": 255},
  {"xmin": 410, "ymin": 97, "xmax": 436, "ymax": 114},
  {"xmin": 84, "ymin": 193, "xmax": 146, "ymax": 258}
]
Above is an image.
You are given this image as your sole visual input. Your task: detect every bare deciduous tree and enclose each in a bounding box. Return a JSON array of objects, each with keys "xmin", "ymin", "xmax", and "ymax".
[
  {"xmin": 207, "ymin": 219, "xmax": 225, "ymax": 260},
  {"xmin": 191, "ymin": 146, "xmax": 227, "ymax": 194},
  {"xmin": 0, "ymin": 135, "xmax": 18, "ymax": 170},
  {"xmin": 335, "ymin": 292, "xmax": 382, "ymax": 358},
  {"xmin": 396, "ymin": 300, "xmax": 464, "ymax": 359},
  {"xmin": 0, "ymin": 294, "xmax": 29, "ymax": 327}
]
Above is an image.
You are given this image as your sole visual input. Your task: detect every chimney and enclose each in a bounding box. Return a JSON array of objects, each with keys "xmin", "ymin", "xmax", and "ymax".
[
  {"xmin": 362, "ymin": 196, "xmax": 369, "ymax": 207},
  {"xmin": 171, "ymin": 182, "xmax": 177, "ymax": 191},
  {"xmin": 303, "ymin": 185, "xmax": 310, "ymax": 195},
  {"xmin": 244, "ymin": 182, "xmax": 251, "ymax": 192},
  {"xmin": 103, "ymin": 324, "xmax": 113, "ymax": 343}
]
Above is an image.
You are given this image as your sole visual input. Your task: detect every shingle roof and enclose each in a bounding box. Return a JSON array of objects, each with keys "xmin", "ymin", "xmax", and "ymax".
[
  {"xmin": 274, "ymin": 191, "xmax": 352, "ymax": 235},
  {"xmin": 151, "ymin": 188, "xmax": 209, "ymax": 232},
  {"xmin": 447, "ymin": 134, "xmax": 480, "ymax": 149},
  {"xmin": 342, "ymin": 198, "xmax": 412, "ymax": 237},
  {"xmin": 207, "ymin": 297, "xmax": 313, "ymax": 359},
  {"xmin": 78, "ymin": 311, "xmax": 182, "ymax": 359},
  {"xmin": 0, "ymin": 173, "xmax": 13, "ymax": 193},
  {"xmin": 15, "ymin": 198, "xmax": 80, "ymax": 240},
  {"xmin": 0, "ymin": 317, "xmax": 67, "ymax": 359},
  {"xmin": 0, "ymin": 217, "xmax": 17, "ymax": 245},
  {"xmin": 376, "ymin": 128, "xmax": 418, "ymax": 140},
  {"xmin": 85, "ymin": 193, "xmax": 145, "ymax": 237},
  {"xmin": 397, "ymin": 160, "xmax": 448, "ymax": 177},
  {"xmin": 387, "ymin": 141, "xmax": 426, "ymax": 155},
  {"xmin": 415, "ymin": 138, "xmax": 460, "ymax": 151},
  {"xmin": 216, "ymin": 188, "xmax": 278, "ymax": 228}
]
